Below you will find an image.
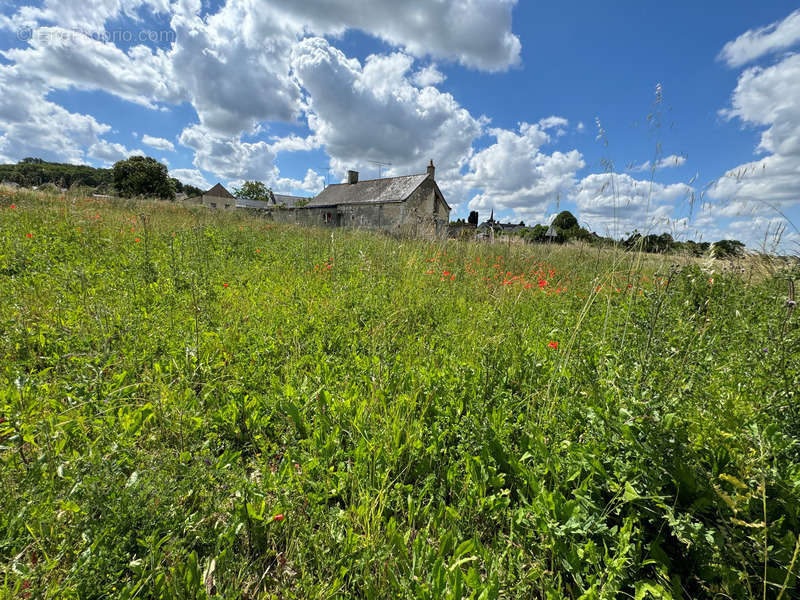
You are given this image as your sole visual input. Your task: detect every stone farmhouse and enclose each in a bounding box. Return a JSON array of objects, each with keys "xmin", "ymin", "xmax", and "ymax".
[
  {"xmin": 276, "ymin": 160, "xmax": 449, "ymax": 236},
  {"xmin": 198, "ymin": 160, "xmax": 450, "ymax": 236}
]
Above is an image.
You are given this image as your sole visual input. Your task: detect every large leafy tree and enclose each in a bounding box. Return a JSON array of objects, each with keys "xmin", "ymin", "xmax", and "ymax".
[
  {"xmin": 113, "ymin": 156, "xmax": 175, "ymax": 200},
  {"xmin": 234, "ymin": 180, "xmax": 272, "ymax": 203},
  {"xmin": 551, "ymin": 210, "xmax": 578, "ymax": 231}
]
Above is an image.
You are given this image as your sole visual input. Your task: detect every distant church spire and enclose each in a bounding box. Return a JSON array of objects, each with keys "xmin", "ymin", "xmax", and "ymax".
[{"xmin": 489, "ymin": 208, "xmax": 494, "ymax": 222}]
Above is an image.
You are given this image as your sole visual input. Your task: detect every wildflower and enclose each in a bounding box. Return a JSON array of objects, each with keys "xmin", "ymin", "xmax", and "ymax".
[
  {"xmin": 538, "ymin": 279, "xmax": 547, "ymax": 288},
  {"xmin": 222, "ymin": 283, "xmax": 229, "ymax": 288},
  {"xmin": 9, "ymin": 204, "xmax": 15, "ymax": 209},
  {"xmin": 25, "ymin": 233, "xmax": 33, "ymax": 238},
  {"xmin": 273, "ymin": 514, "xmax": 285, "ymax": 522},
  {"xmin": 450, "ymin": 274, "xmax": 455, "ymax": 281},
  {"xmin": 256, "ymin": 248, "xmax": 261, "ymax": 253},
  {"xmin": 524, "ymin": 283, "xmax": 532, "ymax": 289},
  {"xmin": 425, "ymin": 270, "xmax": 434, "ymax": 274},
  {"xmin": 548, "ymin": 341, "xmax": 559, "ymax": 349},
  {"xmin": 134, "ymin": 238, "xmax": 140, "ymax": 243},
  {"xmin": 442, "ymin": 270, "xmax": 451, "ymax": 276}
]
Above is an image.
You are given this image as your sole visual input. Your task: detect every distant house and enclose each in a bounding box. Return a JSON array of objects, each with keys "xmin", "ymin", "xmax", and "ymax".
[
  {"xmin": 478, "ymin": 209, "xmax": 526, "ymax": 233},
  {"xmin": 278, "ymin": 160, "xmax": 449, "ymax": 236},
  {"xmin": 201, "ymin": 183, "xmax": 235, "ymax": 210}
]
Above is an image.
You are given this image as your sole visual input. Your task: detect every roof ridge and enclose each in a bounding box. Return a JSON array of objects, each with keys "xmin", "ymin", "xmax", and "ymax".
[{"xmin": 330, "ymin": 172, "xmax": 427, "ymax": 185}]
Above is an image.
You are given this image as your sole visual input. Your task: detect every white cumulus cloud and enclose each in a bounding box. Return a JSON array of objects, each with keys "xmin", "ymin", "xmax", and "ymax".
[
  {"xmin": 464, "ymin": 121, "xmax": 585, "ymax": 223},
  {"xmin": 572, "ymin": 172, "xmax": 691, "ymax": 238},
  {"xmin": 709, "ymin": 52, "xmax": 800, "ymax": 221},
  {"xmin": 629, "ymin": 154, "xmax": 687, "ymax": 172},
  {"xmin": 412, "ymin": 64, "xmax": 446, "ymax": 87},
  {"xmin": 719, "ymin": 9, "xmax": 800, "ymax": 68},
  {"xmin": 178, "ymin": 124, "xmax": 278, "ymax": 181},
  {"xmin": 170, "ymin": 168, "xmax": 210, "ymax": 190},
  {"xmin": 88, "ymin": 139, "xmax": 144, "ymax": 164},
  {"xmin": 292, "ymin": 38, "xmax": 485, "ymax": 195},
  {"xmin": 142, "ymin": 134, "xmax": 175, "ymax": 152}
]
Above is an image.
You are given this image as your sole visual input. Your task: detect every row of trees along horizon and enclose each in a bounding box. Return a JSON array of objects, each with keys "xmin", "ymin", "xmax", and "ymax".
[
  {"xmin": 457, "ymin": 209, "xmax": 747, "ymax": 258},
  {"xmin": 2, "ymin": 156, "xmax": 747, "ymax": 258},
  {"xmin": 0, "ymin": 156, "xmax": 205, "ymax": 199}
]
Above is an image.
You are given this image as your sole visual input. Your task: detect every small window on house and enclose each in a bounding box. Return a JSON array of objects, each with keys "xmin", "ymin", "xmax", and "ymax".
[
  {"xmin": 225, "ymin": 204, "xmax": 230, "ymax": 209},
  {"xmin": 323, "ymin": 212, "xmax": 333, "ymax": 223},
  {"xmin": 210, "ymin": 202, "xmax": 217, "ymax": 208}
]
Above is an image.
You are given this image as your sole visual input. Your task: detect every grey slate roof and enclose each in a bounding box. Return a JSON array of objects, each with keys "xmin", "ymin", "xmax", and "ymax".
[
  {"xmin": 273, "ymin": 193, "xmax": 307, "ymax": 208},
  {"xmin": 306, "ymin": 174, "xmax": 429, "ymax": 207},
  {"xmin": 236, "ymin": 193, "xmax": 307, "ymax": 209},
  {"xmin": 236, "ymin": 197, "xmax": 270, "ymax": 209}
]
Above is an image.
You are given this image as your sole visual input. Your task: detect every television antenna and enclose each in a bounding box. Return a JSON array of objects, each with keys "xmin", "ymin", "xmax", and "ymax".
[
  {"xmin": 368, "ymin": 160, "xmax": 392, "ymax": 180},
  {"xmin": 318, "ymin": 166, "xmax": 332, "ymax": 188}
]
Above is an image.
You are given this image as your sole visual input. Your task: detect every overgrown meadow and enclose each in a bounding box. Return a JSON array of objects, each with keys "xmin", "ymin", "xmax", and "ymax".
[{"xmin": 1, "ymin": 189, "xmax": 799, "ymax": 599}]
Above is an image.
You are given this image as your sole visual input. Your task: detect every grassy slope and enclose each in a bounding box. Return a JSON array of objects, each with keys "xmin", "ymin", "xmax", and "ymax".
[{"xmin": 1, "ymin": 189, "xmax": 799, "ymax": 599}]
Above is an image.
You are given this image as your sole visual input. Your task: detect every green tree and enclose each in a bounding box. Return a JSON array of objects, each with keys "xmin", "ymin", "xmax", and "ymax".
[
  {"xmin": 710, "ymin": 239, "xmax": 745, "ymax": 258},
  {"xmin": 234, "ymin": 180, "xmax": 272, "ymax": 204},
  {"xmin": 529, "ymin": 224, "xmax": 549, "ymax": 242},
  {"xmin": 112, "ymin": 156, "xmax": 175, "ymax": 200},
  {"xmin": 551, "ymin": 210, "xmax": 578, "ymax": 231}
]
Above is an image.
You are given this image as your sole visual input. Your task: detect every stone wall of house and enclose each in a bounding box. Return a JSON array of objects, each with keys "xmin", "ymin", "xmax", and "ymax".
[{"xmin": 201, "ymin": 195, "xmax": 235, "ymax": 210}]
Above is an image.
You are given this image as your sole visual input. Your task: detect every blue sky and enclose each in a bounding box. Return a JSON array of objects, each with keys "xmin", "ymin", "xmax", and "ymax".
[{"xmin": 0, "ymin": 1, "xmax": 799, "ymax": 249}]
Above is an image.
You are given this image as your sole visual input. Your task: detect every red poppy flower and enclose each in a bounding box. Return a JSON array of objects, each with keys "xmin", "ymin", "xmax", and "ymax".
[
  {"xmin": 442, "ymin": 270, "xmax": 451, "ymax": 276},
  {"xmin": 134, "ymin": 238, "xmax": 140, "ymax": 243},
  {"xmin": 548, "ymin": 341, "xmax": 559, "ymax": 349},
  {"xmin": 538, "ymin": 279, "xmax": 547, "ymax": 288},
  {"xmin": 9, "ymin": 204, "xmax": 15, "ymax": 209},
  {"xmin": 222, "ymin": 283, "xmax": 229, "ymax": 288},
  {"xmin": 25, "ymin": 233, "xmax": 33, "ymax": 238},
  {"xmin": 273, "ymin": 514, "xmax": 285, "ymax": 522}
]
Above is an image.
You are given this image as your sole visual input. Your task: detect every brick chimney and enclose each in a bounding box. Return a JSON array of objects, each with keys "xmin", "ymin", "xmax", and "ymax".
[
  {"xmin": 347, "ymin": 170, "xmax": 359, "ymax": 184},
  {"xmin": 427, "ymin": 159, "xmax": 435, "ymax": 179}
]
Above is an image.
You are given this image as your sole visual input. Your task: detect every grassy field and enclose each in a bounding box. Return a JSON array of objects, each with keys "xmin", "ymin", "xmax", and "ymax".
[{"xmin": 1, "ymin": 189, "xmax": 799, "ymax": 599}]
